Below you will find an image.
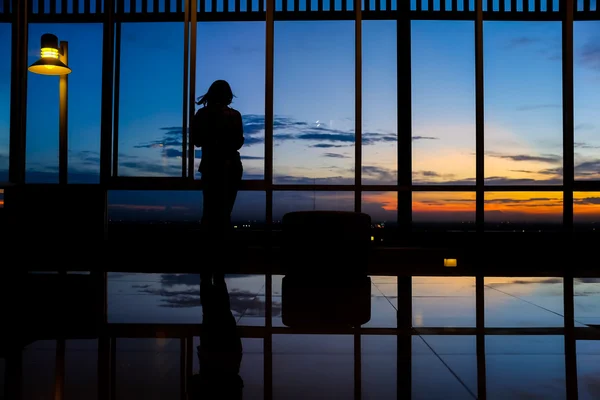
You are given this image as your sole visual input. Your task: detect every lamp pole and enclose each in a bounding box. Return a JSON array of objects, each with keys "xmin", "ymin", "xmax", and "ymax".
[
  {"xmin": 28, "ymin": 33, "xmax": 71, "ymax": 184},
  {"xmin": 58, "ymin": 41, "xmax": 68, "ymax": 185}
]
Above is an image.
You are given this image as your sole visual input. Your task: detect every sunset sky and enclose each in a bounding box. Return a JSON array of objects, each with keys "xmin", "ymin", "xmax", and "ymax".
[{"xmin": 0, "ymin": 19, "xmax": 599, "ymax": 222}]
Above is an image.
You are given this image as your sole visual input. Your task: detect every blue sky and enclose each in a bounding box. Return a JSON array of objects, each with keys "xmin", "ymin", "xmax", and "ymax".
[{"xmin": 0, "ymin": 20, "xmax": 599, "ymax": 223}]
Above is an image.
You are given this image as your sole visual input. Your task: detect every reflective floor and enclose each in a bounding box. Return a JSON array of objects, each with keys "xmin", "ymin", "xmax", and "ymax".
[{"xmin": 1, "ymin": 274, "xmax": 599, "ymax": 399}]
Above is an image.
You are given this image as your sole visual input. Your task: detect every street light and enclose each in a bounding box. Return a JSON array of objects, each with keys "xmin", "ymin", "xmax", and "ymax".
[{"xmin": 28, "ymin": 33, "xmax": 71, "ymax": 184}]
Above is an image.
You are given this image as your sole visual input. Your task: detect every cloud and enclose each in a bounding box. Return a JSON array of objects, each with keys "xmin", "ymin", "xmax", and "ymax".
[
  {"xmin": 131, "ymin": 115, "xmax": 400, "ymax": 162},
  {"xmin": 412, "ymin": 136, "xmax": 439, "ymax": 141},
  {"xmin": 575, "ymin": 142, "xmax": 600, "ymax": 150},
  {"xmin": 484, "ymin": 176, "xmax": 562, "ymax": 185},
  {"xmin": 311, "ymin": 144, "xmax": 344, "ymax": 148},
  {"xmin": 363, "ymin": 166, "xmax": 396, "ymax": 184},
  {"xmin": 575, "ymin": 160, "xmax": 600, "ymax": 175},
  {"xmin": 574, "ymin": 197, "xmax": 600, "ymax": 205},
  {"xmin": 323, "ymin": 153, "xmax": 350, "ymax": 159},
  {"xmin": 240, "ymin": 155, "xmax": 264, "ymax": 160},
  {"xmin": 486, "ymin": 152, "xmax": 561, "ymax": 164}
]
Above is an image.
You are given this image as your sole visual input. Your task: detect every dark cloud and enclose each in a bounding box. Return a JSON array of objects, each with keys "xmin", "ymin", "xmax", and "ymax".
[
  {"xmin": 363, "ymin": 166, "xmax": 396, "ymax": 184},
  {"xmin": 484, "ymin": 176, "xmax": 562, "ymax": 185},
  {"xmin": 412, "ymin": 136, "xmax": 438, "ymax": 141},
  {"xmin": 311, "ymin": 144, "xmax": 344, "ymax": 148},
  {"xmin": 241, "ymin": 114, "xmax": 266, "ymax": 136},
  {"xmin": 575, "ymin": 142, "xmax": 600, "ymax": 149},
  {"xmin": 240, "ymin": 155, "xmax": 264, "ymax": 160},
  {"xmin": 487, "ymin": 278, "xmax": 562, "ymax": 285},
  {"xmin": 484, "ymin": 197, "xmax": 560, "ymax": 207},
  {"xmin": 363, "ymin": 131, "xmax": 397, "ymax": 144},
  {"xmin": 298, "ymin": 132, "xmax": 354, "ymax": 142},
  {"xmin": 575, "ymin": 160, "xmax": 600, "ymax": 175},
  {"xmin": 573, "ymin": 197, "xmax": 600, "ymax": 205},
  {"xmin": 486, "ymin": 152, "xmax": 561, "ymax": 164},
  {"xmin": 412, "ymin": 170, "xmax": 462, "ymax": 183},
  {"xmin": 323, "ymin": 152, "xmax": 350, "ymax": 159},
  {"xmin": 413, "ymin": 170, "xmax": 564, "ymax": 184}
]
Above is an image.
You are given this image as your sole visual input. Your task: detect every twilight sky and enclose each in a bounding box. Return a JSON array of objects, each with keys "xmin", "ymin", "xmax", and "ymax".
[{"xmin": 0, "ymin": 19, "xmax": 599, "ymax": 223}]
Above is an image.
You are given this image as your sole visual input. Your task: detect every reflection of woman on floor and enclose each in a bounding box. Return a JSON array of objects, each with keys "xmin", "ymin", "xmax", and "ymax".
[{"xmin": 187, "ymin": 276, "xmax": 243, "ymax": 400}]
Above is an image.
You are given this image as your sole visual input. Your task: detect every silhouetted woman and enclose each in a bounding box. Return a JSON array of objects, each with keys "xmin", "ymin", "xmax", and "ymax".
[{"xmin": 192, "ymin": 80, "xmax": 244, "ymax": 238}]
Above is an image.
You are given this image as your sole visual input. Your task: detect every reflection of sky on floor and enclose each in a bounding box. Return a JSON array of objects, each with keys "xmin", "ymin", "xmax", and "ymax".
[
  {"xmin": 3, "ymin": 274, "xmax": 598, "ymax": 399},
  {"xmin": 106, "ymin": 274, "xmax": 600, "ymax": 328}
]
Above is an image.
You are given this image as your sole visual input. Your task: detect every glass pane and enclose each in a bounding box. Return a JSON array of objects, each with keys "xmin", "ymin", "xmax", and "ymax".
[
  {"xmin": 116, "ymin": 339, "xmax": 180, "ymax": 399},
  {"xmin": 117, "ymin": 23, "xmax": 183, "ymax": 176},
  {"xmin": 196, "ymin": 22, "xmax": 265, "ymax": 180},
  {"xmin": 22, "ymin": 340, "xmax": 56, "ymax": 400},
  {"xmin": 274, "ymin": 21, "xmax": 355, "ymax": 185},
  {"xmin": 486, "ymin": 336, "xmax": 566, "ymax": 399},
  {"xmin": 573, "ymin": 192, "xmax": 600, "ymax": 231},
  {"xmin": 0, "ymin": 23, "xmax": 10, "ymax": 182},
  {"xmin": 362, "ymin": 336, "xmax": 396, "ymax": 399},
  {"xmin": 484, "ymin": 192, "xmax": 563, "ymax": 231},
  {"xmin": 362, "ymin": 20, "xmax": 397, "ymax": 185},
  {"xmin": 108, "ymin": 273, "xmax": 265, "ymax": 324},
  {"xmin": 577, "ymin": 340, "xmax": 600, "ymax": 400},
  {"xmin": 413, "ymin": 277, "xmax": 476, "ymax": 327},
  {"xmin": 272, "ymin": 191, "xmax": 354, "ymax": 224},
  {"xmin": 485, "ymin": 277, "xmax": 565, "ymax": 327},
  {"xmin": 574, "ymin": 21, "xmax": 600, "ymax": 181},
  {"xmin": 272, "ymin": 335, "xmax": 354, "ymax": 399},
  {"xmin": 574, "ymin": 278, "xmax": 600, "ymax": 327},
  {"xmin": 232, "ymin": 191, "xmax": 266, "ymax": 226},
  {"xmin": 412, "ymin": 192, "xmax": 476, "ymax": 231},
  {"xmin": 412, "ymin": 21, "xmax": 475, "ymax": 185},
  {"xmin": 484, "ymin": 22, "xmax": 563, "ymax": 185},
  {"xmin": 413, "ymin": 336, "xmax": 477, "ymax": 398},
  {"xmin": 106, "ymin": 190, "xmax": 263, "ymax": 227},
  {"xmin": 26, "ymin": 23, "xmax": 103, "ymax": 183},
  {"xmin": 362, "ymin": 191, "xmax": 397, "ymax": 227},
  {"xmin": 107, "ymin": 190, "xmax": 203, "ymax": 224},
  {"xmin": 65, "ymin": 340, "xmax": 98, "ymax": 400}
]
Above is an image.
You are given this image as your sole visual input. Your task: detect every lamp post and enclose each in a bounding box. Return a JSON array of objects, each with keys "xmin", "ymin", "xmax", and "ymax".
[{"xmin": 28, "ymin": 33, "xmax": 71, "ymax": 184}]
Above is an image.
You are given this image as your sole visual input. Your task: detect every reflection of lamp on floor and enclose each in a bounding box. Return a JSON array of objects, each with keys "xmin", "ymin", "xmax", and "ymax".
[{"xmin": 28, "ymin": 33, "xmax": 71, "ymax": 184}]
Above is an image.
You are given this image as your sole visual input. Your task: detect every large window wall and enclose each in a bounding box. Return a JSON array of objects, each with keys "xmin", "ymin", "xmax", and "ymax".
[{"xmin": 3, "ymin": 0, "xmax": 600, "ymax": 232}]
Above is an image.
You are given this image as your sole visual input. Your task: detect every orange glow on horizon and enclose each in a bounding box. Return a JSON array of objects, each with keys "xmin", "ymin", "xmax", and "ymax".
[
  {"xmin": 484, "ymin": 192, "xmax": 562, "ymax": 216},
  {"xmin": 573, "ymin": 192, "xmax": 600, "ymax": 218},
  {"xmin": 362, "ymin": 192, "xmax": 397, "ymax": 211},
  {"xmin": 412, "ymin": 192, "xmax": 476, "ymax": 213}
]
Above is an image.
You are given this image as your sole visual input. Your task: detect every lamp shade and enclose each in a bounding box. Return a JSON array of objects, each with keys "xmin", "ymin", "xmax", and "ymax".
[{"xmin": 28, "ymin": 33, "xmax": 71, "ymax": 76}]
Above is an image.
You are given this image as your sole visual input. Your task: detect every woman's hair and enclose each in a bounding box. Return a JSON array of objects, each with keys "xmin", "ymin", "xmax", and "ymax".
[{"xmin": 196, "ymin": 80, "xmax": 235, "ymax": 106}]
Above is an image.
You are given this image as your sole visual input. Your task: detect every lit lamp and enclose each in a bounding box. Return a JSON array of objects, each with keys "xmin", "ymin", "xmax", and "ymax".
[
  {"xmin": 444, "ymin": 258, "xmax": 457, "ymax": 267},
  {"xmin": 28, "ymin": 33, "xmax": 71, "ymax": 184}
]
